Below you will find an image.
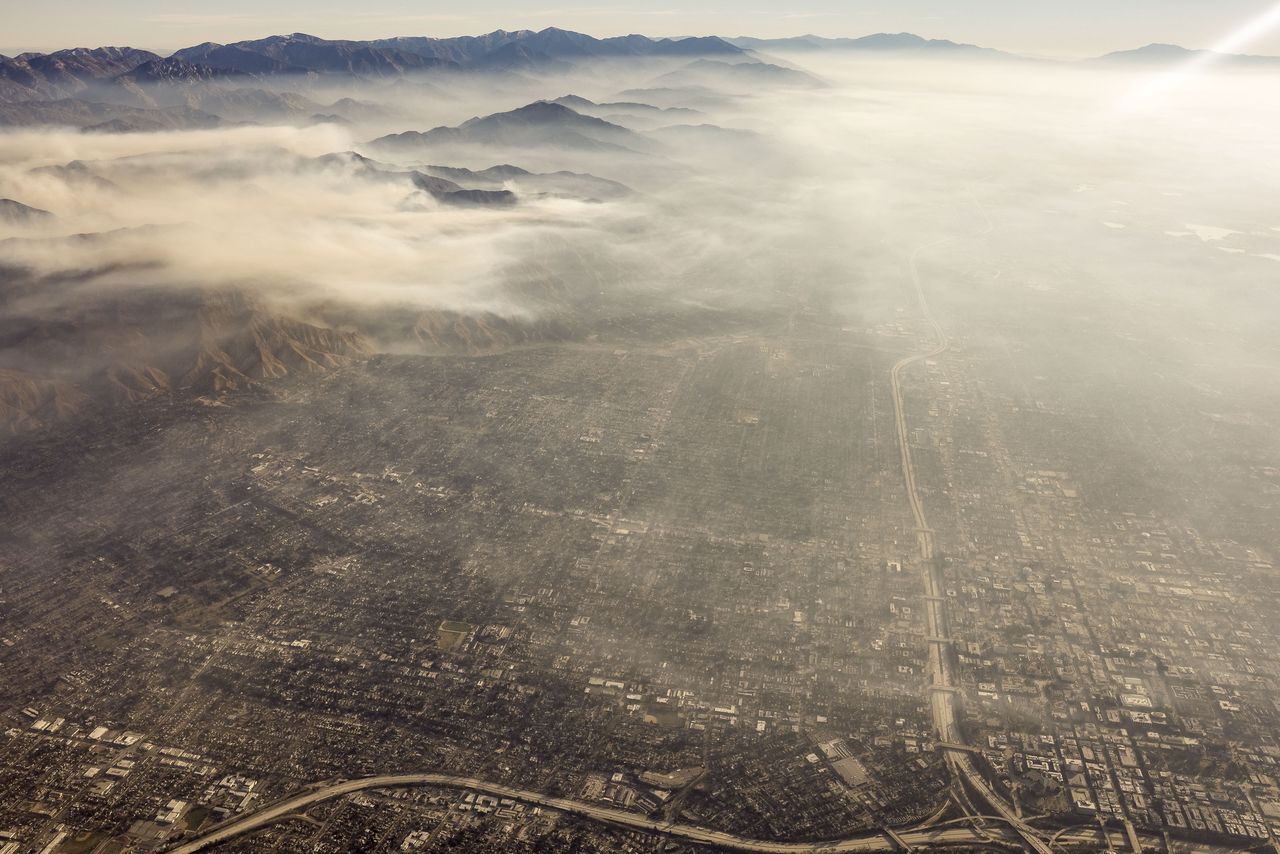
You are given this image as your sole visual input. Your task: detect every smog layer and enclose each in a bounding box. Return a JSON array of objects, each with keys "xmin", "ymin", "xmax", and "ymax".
[{"xmin": 1, "ymin": 28, "xmax": 1279, "ymax": 854}]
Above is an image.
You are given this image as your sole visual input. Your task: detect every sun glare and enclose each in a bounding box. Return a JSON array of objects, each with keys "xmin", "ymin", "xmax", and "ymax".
[{"xmin": 1116, "ymin": 0, "xmax": 1280, "ymax": 112}]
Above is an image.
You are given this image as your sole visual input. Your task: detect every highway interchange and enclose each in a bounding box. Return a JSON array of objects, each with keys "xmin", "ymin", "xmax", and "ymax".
[{"xmin": 165, "ymin": 772, "xmax": 1242, "ymax": 853}]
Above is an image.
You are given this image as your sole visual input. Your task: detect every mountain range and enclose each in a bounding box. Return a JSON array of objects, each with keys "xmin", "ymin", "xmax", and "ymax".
[
  {"xmin": 728, "ymin": 32, "xmax": 1013, "ymax": 58},
  {"xmin": 4, "ymin": 29, "xmax": 1277, "ymax": 113},
  {"xmin": 0, "ymin": 284, "xmax": 373, "ymax": 433},
  {"xmin": 729, "ymin": 32, "xmax": 1280, "ymax": 66},
  {"xmin": 0, "ymin": 28, "xmax": 747, "ymax": 105}
]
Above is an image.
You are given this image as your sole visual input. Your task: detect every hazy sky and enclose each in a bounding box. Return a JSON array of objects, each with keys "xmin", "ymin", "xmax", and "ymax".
[{"xmin": 7, "ymin": 0, "xmax": 1280, "ymax": 58}]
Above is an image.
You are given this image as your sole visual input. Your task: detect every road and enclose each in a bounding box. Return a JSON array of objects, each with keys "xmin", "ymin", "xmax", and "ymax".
[
  {"xmin": 165, "ymin": 772, "xmax": 1246, "ymax": 854},
  {"xmin": 888, "ymin": 242, "xmax": 1055, "ymax": 854},
  {"xmin": 166, "ymin": 772, "xmax": 1000, "ymax": 853}
]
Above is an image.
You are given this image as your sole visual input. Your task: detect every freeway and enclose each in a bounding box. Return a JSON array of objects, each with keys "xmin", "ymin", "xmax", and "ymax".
[
  {"xmin": 889, "ymin": 241, "xmax": 1054, "ymax": 854},
  {"xmin": 166, "ymin": 772, "xmax": 1017, "ymax": 854},
  {"xmin": 163, "ymin": 771, "xmax": 1245, "ymax": 853}
]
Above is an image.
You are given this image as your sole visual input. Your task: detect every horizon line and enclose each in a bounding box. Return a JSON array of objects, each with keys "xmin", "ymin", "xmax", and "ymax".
[{"xmin": 1, "ymin": 27, "xmax": 1273, "ymax": 64}]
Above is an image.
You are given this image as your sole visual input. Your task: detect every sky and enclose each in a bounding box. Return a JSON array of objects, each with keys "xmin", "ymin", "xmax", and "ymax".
[{"xmin": 6, "ymin": 0, "xmax": 1280, "ymax": 59}]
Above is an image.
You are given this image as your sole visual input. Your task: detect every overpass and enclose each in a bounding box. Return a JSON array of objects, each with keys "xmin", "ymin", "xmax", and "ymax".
[
  {"xmin": 164, "ymin": 772, "xmax": 1247, "ymax": 854},
  {"xmin": 166, "ymin": 772, "xmax": 1015, "ymax": 854}
]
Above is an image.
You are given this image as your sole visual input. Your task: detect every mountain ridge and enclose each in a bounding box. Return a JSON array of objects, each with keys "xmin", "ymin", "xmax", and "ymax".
[
  {"xmin": 728, "ymin": 32, "xmax": 1011, "ymax": 57},
  {"xmin": 366, "ymin": 100, "xmax": 657, "ymax": 157},
  {"xmin": 4, "ymin": 30, "xmax": 1279, "ymax": 109},
  {"xmin": 1096, "ymin": 42, "xmax": 1280, "ymax": 65}
]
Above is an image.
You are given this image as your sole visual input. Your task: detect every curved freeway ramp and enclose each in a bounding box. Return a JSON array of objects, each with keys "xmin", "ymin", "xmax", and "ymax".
[{"xmin": 165, "ymin": 773, "xmax": 1016, "ymax": 853}]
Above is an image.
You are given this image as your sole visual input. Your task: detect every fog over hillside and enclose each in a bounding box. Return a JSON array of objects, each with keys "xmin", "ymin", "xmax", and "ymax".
[
  {"xmin": 1, "ymin": 25, "xmax": 1280, "ymax": 854},
  {"xmin": 4, "ymin": 50, "xmax": 1278, "ymax": 425}
]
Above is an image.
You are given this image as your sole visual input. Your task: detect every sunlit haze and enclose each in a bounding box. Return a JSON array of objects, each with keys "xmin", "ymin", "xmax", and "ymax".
[{"xmin": 2, "ymin": 5, "xmax": 1279, "ymax": 854}]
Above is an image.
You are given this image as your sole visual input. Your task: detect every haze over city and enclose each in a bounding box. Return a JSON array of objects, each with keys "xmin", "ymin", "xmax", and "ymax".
[{"xmin": 1, "ymin": 2, "xmax": 1279, "ymax": 853}]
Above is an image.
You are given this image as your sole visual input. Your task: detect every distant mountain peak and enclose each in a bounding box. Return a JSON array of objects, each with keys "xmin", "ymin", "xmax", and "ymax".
[
  {"xmin": 859, "ymin": 32, "xmax": 930, "ymax": 46},
  {"xmin": 1096, "ymin": 42, "xmax": 1280, "ymax": 64},
  {"xmin": 725, "ymin": 32, "xmax": 1008, "ymax": 58},
  {"xmin": 0, "ymin": 198, "xmax": 54, "ymax": 222},
  {"xmin": 506, "ymin": 100, "xmax": 579, "ymax": 120},
  {"xmin": 1101, "ymin": 43, "xmax": 1197, "ymax": 60},
  {"xmin": 367, "ymin": 98, "xmax": 653, "ymax": 157}
]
